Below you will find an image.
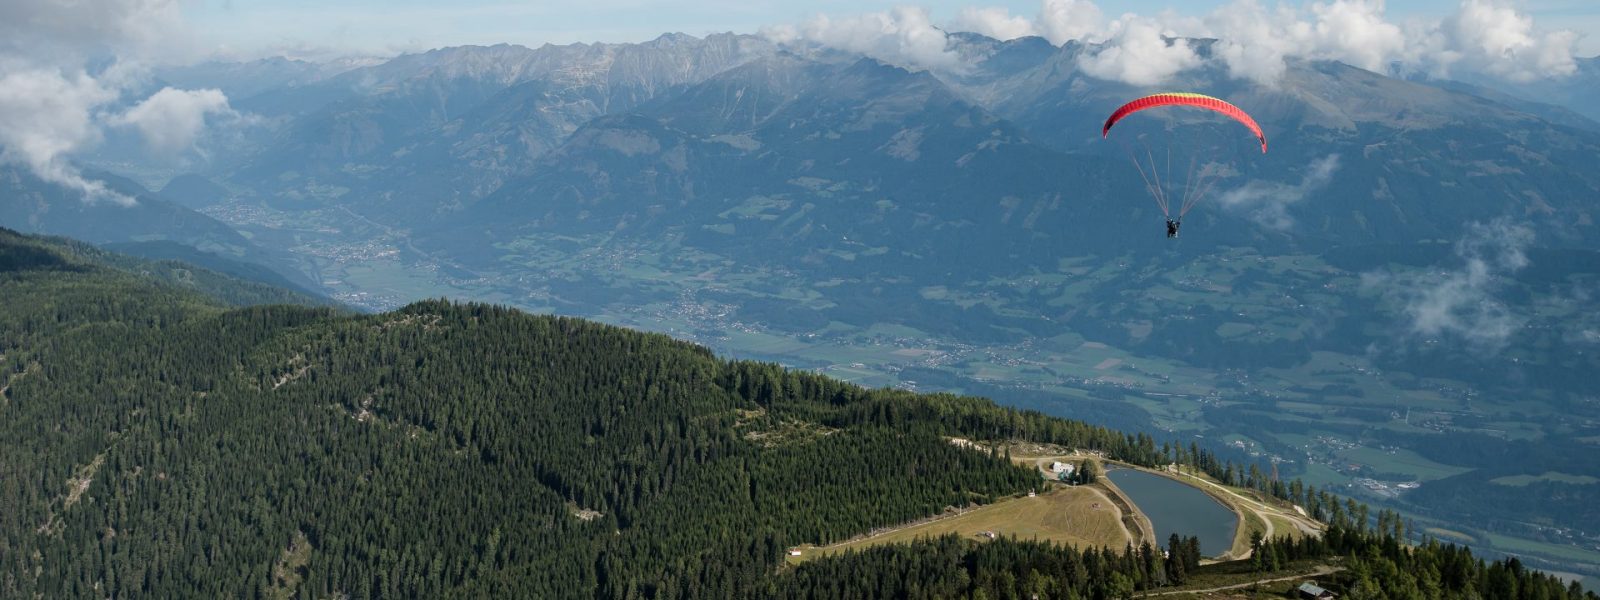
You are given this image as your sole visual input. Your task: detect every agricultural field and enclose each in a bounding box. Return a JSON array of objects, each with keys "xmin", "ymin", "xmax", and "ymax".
[{"xmin": 1491, "ymin": 472, "xmax": 1600, "ymax": 486}]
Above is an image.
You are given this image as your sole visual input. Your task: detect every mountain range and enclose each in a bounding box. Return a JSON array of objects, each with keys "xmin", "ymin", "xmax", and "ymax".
[{"xmin": 77, "ymin": 34, "xmax": 1600, "ymax": 283}]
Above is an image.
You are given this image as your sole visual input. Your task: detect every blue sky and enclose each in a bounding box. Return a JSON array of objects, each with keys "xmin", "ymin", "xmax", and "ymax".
[{"xmin": 187, "ymin": 0, "xmax": 1599, "ymax": 59}]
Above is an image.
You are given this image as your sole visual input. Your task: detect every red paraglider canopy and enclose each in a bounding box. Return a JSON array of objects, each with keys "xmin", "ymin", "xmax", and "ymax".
[{"xmin": 1102, "ymin": 92, "xmax": 1267, "ymax": 153}]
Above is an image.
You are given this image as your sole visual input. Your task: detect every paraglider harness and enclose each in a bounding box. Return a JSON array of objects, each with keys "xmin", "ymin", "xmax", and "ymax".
[{"xmin": 1165, "ymin": 219, "xmax": 1181, "ymax": 239}]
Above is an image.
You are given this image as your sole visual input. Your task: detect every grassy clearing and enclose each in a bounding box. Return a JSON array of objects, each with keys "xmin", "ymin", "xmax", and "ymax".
[
  {"xmin": 1334, "ymin": 446, "xmax": 1473, "ymax": 481},
  {"xmin": 1265, "ymin": 514, "xmax": 1307, "ymax": 544},
  {"xmin": 1424, "ymin": 527, "xmax": 1477, "ymax": 545},
  {"xmin": 1490, "ymin": 472, "xmax": 1600, "ymax": 486},
  {"xmin": 1482, "ymin": 531, "xmax": 1600, "ymax": 565},
  {"xmin": 788, "ymin": 485, "xmax": 1132, "ymax": 564},
  {"xmin": 266, "ymin": 530, "xmax": 312, "ymax": 600}
]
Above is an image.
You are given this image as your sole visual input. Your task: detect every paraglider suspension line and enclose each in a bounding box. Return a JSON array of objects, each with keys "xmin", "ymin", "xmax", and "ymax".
[
  {"xmin": 1183, "ymin": 164, "xmax": 1222, "ymax": 218},
  {"xmin": 1144, "ymin": 140, "xmax": 1172, "ymax": 216},
  {"xmin": 1127, "ymin": 145, "xmax": 1169, "ymax": 217}
]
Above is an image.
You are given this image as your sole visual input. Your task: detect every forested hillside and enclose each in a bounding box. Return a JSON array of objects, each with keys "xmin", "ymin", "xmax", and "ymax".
[
  {"xmin": 1, "ymin": 229, "xmax": 1591, "ymax": 599},
  {"xmin": 0, "ymin": 230, "xmax": 1073, "ymax": 597}
]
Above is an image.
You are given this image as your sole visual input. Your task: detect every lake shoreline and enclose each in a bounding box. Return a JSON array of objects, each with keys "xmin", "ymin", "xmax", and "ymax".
[
  {"xmin": 1094, "ymin": 473, "xmax": 1157, "ymax": 548},
  {"xmin": 1105, "ymin": 466, "xmax": 1240, "ymax": 559}
]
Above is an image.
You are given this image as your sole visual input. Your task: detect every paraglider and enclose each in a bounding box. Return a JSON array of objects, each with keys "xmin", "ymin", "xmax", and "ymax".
[{"xmin": 1101, "ymin": 93, "xmax": 1267, "ymax": 238}]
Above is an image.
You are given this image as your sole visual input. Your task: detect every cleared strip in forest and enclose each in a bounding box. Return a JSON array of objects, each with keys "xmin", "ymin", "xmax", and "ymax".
[{"xmin": 789, "ymin": 485, "xmax": 1135, "ymax": 563}]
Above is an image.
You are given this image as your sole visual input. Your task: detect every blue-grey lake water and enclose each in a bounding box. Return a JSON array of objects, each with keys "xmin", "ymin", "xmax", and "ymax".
[{"xmin": 1106, "ymin": 468, "xmax": 1239, "ymax": 557}]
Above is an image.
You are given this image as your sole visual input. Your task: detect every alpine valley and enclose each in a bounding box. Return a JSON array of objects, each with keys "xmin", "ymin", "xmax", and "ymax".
[{"xmin": 6, "ymin": 21, "xmax": 1600, "ymax": 595}]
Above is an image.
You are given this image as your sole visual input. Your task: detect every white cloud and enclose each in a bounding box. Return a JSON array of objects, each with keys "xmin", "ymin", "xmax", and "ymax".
[
  {"xmin": 766, "ymin": 6, "xmax": 960, "ymax": 72},
  {"xmin": 1205, "ymin": 2, "xmax": 1301, "ymax": 83},
  {"xmin": 947, "ymin": 0, "xmax": 1107, "ymax": 46},
  {"xmin": 1216, "ymin": 154, "xmax": 1340, "ymax": 230},
  {"xmin": 1179, "ymin": 0, "xmax": 1407, "ymax": 85},
  {"xmin": 110, "ymin": 87, "xmax": 236, "ymax": 154},
  {"xmin": 0, "ymin": 65, "xmax": 129, "ymax": 204},
  {"xmin": 1077, "ymin": 18, "xmax": 1201, "ymax": 86},
  {"xmin": 1308, "ymin": 0, "xmax": 1407, "ymax": 73},
  {"xmin": 1363, "ymin": 218, "xmax": 1534, "ymax": 351},
  {"xmin": 953, "ymin": 7, "xmax": 1037, "ymax": 42},
  {"xmin": 0, "ymin": 0, "xmax": 227, "ymax": 204},
  {"xmin": 1036, "ymin": 0, "xmax": 1105, "ymax": 45},
  {"xmin": 1411, "ymin": 0, "xmax": 1580, "ymax": 82}
]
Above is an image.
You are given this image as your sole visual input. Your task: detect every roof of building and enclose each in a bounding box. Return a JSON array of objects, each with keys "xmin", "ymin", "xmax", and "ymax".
[{"xmin": 1298, "ymin": 582, "xmax": 1330, "ymax": 595}]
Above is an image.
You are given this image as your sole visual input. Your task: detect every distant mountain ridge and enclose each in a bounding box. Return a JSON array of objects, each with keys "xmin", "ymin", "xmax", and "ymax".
[
  {"xmin": 228, "ymin": 34, "xmax": 781, "ymax": 219},
  {"xmin": 401, "ymin": 34, "xmax": 1600, "ymax": 273},
  {"xmin": 190, "ymin": 33, "xmax": 1600, "ymax": 251},
  {"xmin": 152, "ymin": 56, "xmax": 377, "ymax": 102},
  {"xmin": 1462, "ymin": 55, "xmax": 1600, "ymax": 124}
]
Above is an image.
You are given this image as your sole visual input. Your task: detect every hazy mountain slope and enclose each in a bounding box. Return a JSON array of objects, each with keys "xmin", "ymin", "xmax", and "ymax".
[
  {"xmin": 1418, "ymin": 77, "xmax": 1600, "ymax": 133},
  {"xmin": 0, "ymin": 227, "xmax": 330, "ymax": 308},
  {"xmin": 435, "ymin": 56, "xmax": 1205, "ymax": 273},
  {"xmin": 0, "ymin": 166, "xmax": 317, "ymax": 291},
  {"xmin": 152, "ymin": 56, "xmax": 370, "ymax": 101},
  {"xmin": 157, "ymin": 173, "xmax": 233, "ymax": 209},
  {"xmin": 1465, "ymin": 56, "xmax": 1600, "ymax": 124},
  {"xmin": 229, "ymin": 35, "xmax": 779, "ymax": 220},
  {"xmin": 414, "ymin": 46, "xmax": 1600, "ymax": 366},
  {"xmin": 219, "ymin": 34, "xmax": 1600, "ymax": 254},
  {"xmin": 101, "ymin": 239, "xmax": 329, "ymax": 299}
]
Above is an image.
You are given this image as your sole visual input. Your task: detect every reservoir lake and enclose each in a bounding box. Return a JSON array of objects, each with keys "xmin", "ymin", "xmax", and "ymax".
[{"xmin": 1106, "ymin": 468, "xmax": 1239, "ymax": 557}]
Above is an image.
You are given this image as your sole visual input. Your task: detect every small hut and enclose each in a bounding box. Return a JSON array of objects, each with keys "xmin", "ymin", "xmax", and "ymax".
[{"xmin": 1297, "ymin": 582, "xmax": 1336, "ymax": 599}]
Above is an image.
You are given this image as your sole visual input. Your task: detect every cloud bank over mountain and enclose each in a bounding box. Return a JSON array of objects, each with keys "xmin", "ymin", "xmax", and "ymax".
[
  {"xmin": 0, "ymin": 0, "xmax": 232, "ymax": 203},
  {"xmin": 785, "ymin": 0, "xmax": 1582, "ymax": 87},
  {"xmin": 763, "ymin": 7, "xmax": 963, "ymax": 72},
  {"xmin": 0, "ymin": 65, "xmax": 126, "ymax": 203}
]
